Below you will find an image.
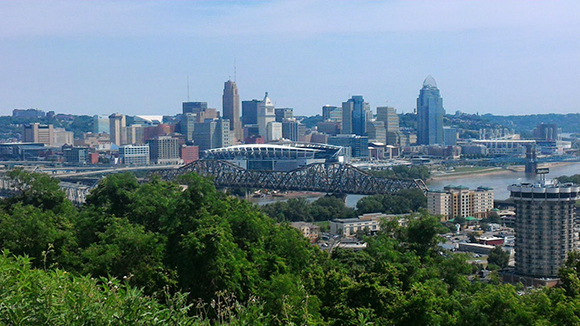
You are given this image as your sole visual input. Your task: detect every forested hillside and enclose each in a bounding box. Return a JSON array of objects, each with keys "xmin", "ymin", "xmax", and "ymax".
[{"xmin": 2, "ymin": 169, "xmax": 580, "ymax": 325}]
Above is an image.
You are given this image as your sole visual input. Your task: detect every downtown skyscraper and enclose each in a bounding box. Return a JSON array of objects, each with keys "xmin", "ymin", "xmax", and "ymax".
[
  {"xmin": 222, "ymin": 80, "xmax": 242, "ymax": 143},
  {"xmin": 417, "ymin": 75, "xmax": 445, "ymax": 145},
  {"xmin": 341, "ymin": 95, "xmax": 371, "ymax": 136}
]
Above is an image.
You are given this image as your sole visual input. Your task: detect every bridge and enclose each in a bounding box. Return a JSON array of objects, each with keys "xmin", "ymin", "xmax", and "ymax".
[
  {"xmin": 0, "ymin": 160, "xmax": 428, "ymax": 205},
  {"xmin": 158, "ymin": 160, "xmax": 428, "ymax": 195},
  {"xmin": 0, "ymin": 177, "xmax": 94, "ymax": 206}
]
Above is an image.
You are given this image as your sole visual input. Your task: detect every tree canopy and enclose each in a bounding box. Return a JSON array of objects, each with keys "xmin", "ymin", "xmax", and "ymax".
[{"xmin": 2, "ymin": 169, "xmax": 580, "ymax": 325}]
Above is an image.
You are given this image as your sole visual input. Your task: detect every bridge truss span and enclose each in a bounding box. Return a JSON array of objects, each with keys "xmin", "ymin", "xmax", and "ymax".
[{"xmin": 159, "ymin": 160, "xmax": 428, "ymax": 195}]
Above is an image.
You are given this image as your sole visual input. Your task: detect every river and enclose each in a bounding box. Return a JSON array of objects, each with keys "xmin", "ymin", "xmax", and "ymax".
[
  {"xmin": 427, "ymin": 162, "xmax": 580, "ymax": 200},
  {"xmin": 249, "ymin": 162, "xmax": 580, "ymax": 208}
]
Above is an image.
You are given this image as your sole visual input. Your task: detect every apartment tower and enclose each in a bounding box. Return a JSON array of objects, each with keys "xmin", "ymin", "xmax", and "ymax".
[{"xmin": 509, "ymin": 182, "xmax": 579, "ymax": 278}]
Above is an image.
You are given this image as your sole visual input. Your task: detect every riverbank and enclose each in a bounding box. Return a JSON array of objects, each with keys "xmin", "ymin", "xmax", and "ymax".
[{"xmin": 429, "ymin": 161, "xmax": 579, "ymax": 181}]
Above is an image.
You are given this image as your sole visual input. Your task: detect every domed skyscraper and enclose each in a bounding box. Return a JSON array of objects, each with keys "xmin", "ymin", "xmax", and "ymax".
[{"xmin": 416, "ymin": 75, "xmax": 445, "ymax": 145}]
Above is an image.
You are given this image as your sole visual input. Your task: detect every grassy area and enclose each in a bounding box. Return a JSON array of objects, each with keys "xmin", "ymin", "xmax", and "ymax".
[{"xmin": 451, "ymin": 166, "xmax": 496, "ymax": 173}]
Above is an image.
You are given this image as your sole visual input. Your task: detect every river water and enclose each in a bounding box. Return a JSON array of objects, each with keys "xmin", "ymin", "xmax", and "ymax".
[
  {"xmin": 250, "ymin": 162, "xmax": 580, "ymax": 208},
  {"xmin": 427, "ymin": 162, "xmax": 580, "ymax": 200}
]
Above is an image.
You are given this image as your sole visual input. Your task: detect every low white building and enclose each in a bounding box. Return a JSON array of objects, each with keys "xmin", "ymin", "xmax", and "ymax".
[{"xmin": 330, "ymin": 213, "xmax": 384, "ymax": 237}]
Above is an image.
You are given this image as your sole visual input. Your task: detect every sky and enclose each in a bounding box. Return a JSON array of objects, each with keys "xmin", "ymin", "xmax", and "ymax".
[{"xmin": 0, "ymin": 1, "xmax": 579, "ymax": 117}]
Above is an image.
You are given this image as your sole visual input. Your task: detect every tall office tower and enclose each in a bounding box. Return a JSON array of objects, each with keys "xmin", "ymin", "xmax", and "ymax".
[
  {"xmin": 341, "ymin": 96, "xmax": 371, "ymax": 136},
  {"xmin": 275, "ymin": 108, "xmax": 293, "ymax": 123},
  {"xmin": 193, "ymin": 119, "xmax": 231, "ymax": 151},
  {"xmin": 376, "ymin": 107, "xmax": 399, "ymax": 133},
  {"xmin": 377, "ymin": 106, "xmax": 400, "ymax": 145},
  {"xmin": 147, "ymin": 136, "xmax": 182, "ymax": 165},
  {"xmin": 242, "ymin": 99, "xmax": 261, "ymax": 125},
  {"xmin": 109, "ymin": 113, "xmax": 127, "ymax": 146},
  {"xmin": 509, "ymin": 182, "xmax": 579, "ymax": 278},
  {"xmin": 366, "ymin": 120, "xmax": 387, "ymax": 144},
  {"xmin": 182, "ymin": 102, "xmax": 208, "ymax": 115},
  {"xmin": 127, "ymin": 124, "xmax": 145, "ymax": 145},
  {"xmin": 443, "ymin": 127, "xmax": 457, "ymax": 146},
  {"xmin": 257, "ymin": 92, "xmax": 276, "ymax": 138},
  {"xmin": 93, "ymin": 115, "xmax": 110, "ymax": 134},
  {"xmin": 417, "ymin": 75, "xmax": 445, "ymax": 145},
  {"xmin": 23, "ymin": 123, "xmax": 54, "ymax": 145},
  {"xmin": 266, "ymin": 121, "xmax": 282, "ymax": 142},
  {"xmin": 180, "ymin": 113, "xmax": 197, "ymax": 143},
  {"xmin": 322, "ymin": 105, "xmax": 342, "ymax": 122},
  {"xmin": 282, "ymin": 119, "xmax": 300, "ymax": 141},
  {"xmin": 222, "ymin": 80, "xmax": 242, "ymax": 143}
]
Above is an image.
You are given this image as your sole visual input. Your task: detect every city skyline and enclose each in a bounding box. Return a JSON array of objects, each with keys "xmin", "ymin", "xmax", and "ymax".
[{"xmin": 1, "ymin": 1, "xmax": 579, "ymax": 117}]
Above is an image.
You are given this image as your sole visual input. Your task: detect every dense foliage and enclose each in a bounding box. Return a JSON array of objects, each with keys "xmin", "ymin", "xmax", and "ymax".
[
  {"xmin": 368, "ymin": 165, "xmax": 431, "ymax": 180},
  {"xmin": 3, "ymin": 169, "xmax": 580, "ymax": 325},
  {"xmin": 558, "ymin": 174, "xmax": 580, "ymax": 185},
  {"xmin": 356, "ymin": 189, "xmax": 427, "ymax": 215},
  {"xmin": 261, "ymin": 196, "xmax": 355, "ymax": 222}
]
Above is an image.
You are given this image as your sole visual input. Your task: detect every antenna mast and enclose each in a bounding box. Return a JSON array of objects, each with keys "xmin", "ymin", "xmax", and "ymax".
[
  {"xmin": 187, "ymin": 75, "xmax": 190, "ymax": 101},
  {"xmin": 234, "ymin": 57, "xmax": 237, "ymax": 82}
]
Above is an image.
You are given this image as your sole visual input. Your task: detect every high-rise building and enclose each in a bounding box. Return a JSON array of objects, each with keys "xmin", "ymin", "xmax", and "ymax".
[
  {"xmin": 509, "ymin": 182, "xmax": 579, "ymax": 278},
  {"xmin": 127, "ymin": 125, "xmax": 145, "ymax": 145},
  {"xmin": 257, "ymin": 92, "xmax": 276, "ymax": 139},
  {"xmin": 376, "ymin": 107, "xmax": 399, "ymax": 133},
  {"xmin": 119, "ymin": 145, "xmax": 150, "ymax": 165},
  {"xmin": 22, "ymin": 123, "xmax": 54, "ymax": 145},
  {"xmin": 109, "ymin": 113, "xmax": 127, "ymax": 146},
  {"xmin": 182, "ymin": 102, "xmax": 208, "ymax": 115},
  {"xmin": 427, "ymin": 186, "xmax": 494, "ymax": 222},
  {"xmin": 341, "ymin": 96, "xmax": 371, "ymax": 136},
  {"xmin": 222, "ymin": 80, "xmax": 242, "ymax": 143},
  {"xmin": 328, "ymin": 134, "xmax": 369, "ymax": 157},
  {"xmin": 266, "ymin": 121, "xmax": 282, "ymax": 142},
  {"xmin": 179, "ymin": 113, "xmax": 197, "ymax": 143},
  {"xmin": 193, "ymin": 119, "xmax": 231, "ymax": 151},
  {"xmin": 282, "ymin": 119, "xmax": 300, "ymax": 141},
  {"xmin": 443, "ymin": 127, "xmax": 457, "ymax": 146},
  {"xmin": 275, "ymin": 108, "xmax": 293, "ymax": 123},
  {"xmin": 417, "ymin": 76, "xmax": 445, "ymax": 145},
  {"xmin": 317, "ymin": 121, "xmax": 341, "ymax": 136},
  {"xmin": 366, "ymin": 120, "xmax": 387, "ymax": 144},
  {"xmin": 377, "ymin": 107, "xmax": 400, "ymax": 146},
  {"xmin": 147, "ymin": 136, "xmax": 181, "ymax": 165},
  {"xmin": 93, "ymin": 115, "xmax": 110, "ymax": 134},
  {"xmin": 322, "ymin": 105, "xmax": 342, "ymax": 123},
  {"xmin": 242, "ymin": 99, "xmax": 261, "ymax": 126}
]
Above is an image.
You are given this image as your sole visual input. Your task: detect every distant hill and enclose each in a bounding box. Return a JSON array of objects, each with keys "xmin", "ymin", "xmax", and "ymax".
[{"xmin": 481, "ymin": 113, "xmax": 580, "ymax": 133}]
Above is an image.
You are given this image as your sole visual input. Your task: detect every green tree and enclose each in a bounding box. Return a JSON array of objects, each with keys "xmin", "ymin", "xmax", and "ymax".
[
  {"xmin": 0, "ymin": 204, "xmax": 77, "ymax": 270},
  {"xmin": 404, "ymin": 212, "xmax": 446, "ymax": 257},
  {"xmin": 4, "ymin": 168, "xmax": 71, "ymax": 213},
  {"xmin": 558, "ymin": 251, "xmax": 580, "ymax": 297}
]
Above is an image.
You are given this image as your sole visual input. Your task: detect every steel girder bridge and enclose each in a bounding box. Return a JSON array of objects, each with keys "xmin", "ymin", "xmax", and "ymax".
[
  {"xmin": 0, "ymin": 177, "xmax": 94, "ymax": 205},
  {"xmin": 158, "ymin": 160, "xmax": 428, "ymax": 195}
]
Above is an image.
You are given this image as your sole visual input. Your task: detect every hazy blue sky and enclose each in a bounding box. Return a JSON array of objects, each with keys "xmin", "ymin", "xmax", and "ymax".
[{"xmin": 1, "ymin": 1, "xmax": 578, "ymax": 117}]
